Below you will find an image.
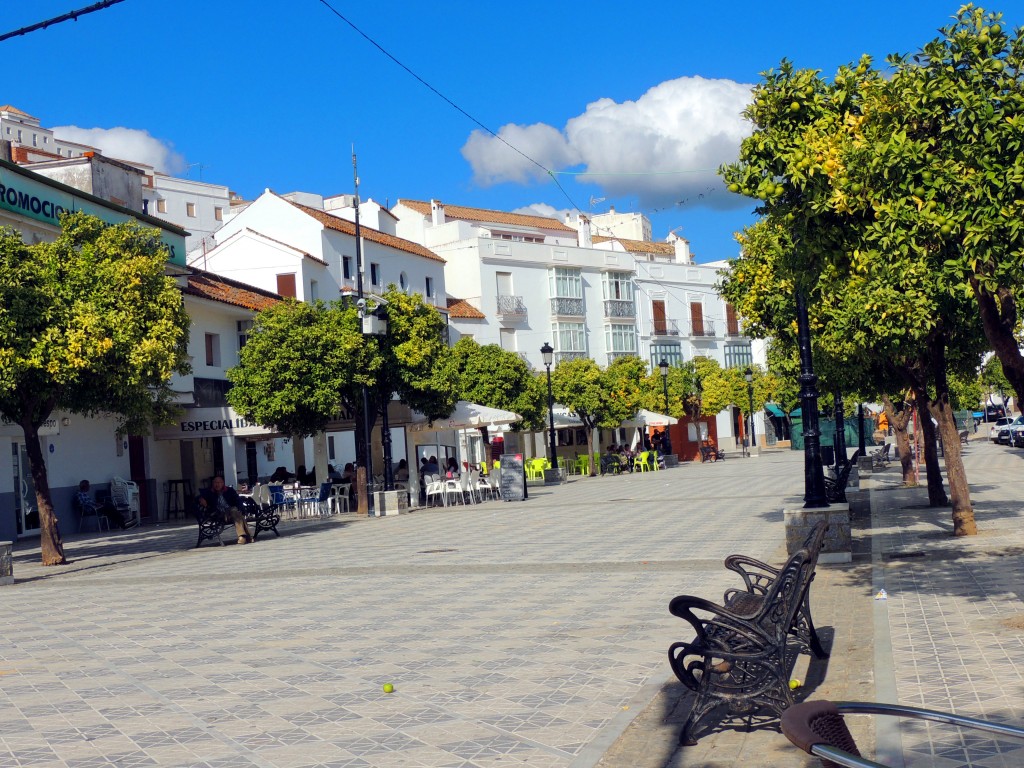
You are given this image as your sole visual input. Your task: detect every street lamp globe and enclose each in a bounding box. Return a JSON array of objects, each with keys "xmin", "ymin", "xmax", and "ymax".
[
  {"xmin": 744, "ymin": 366, "xmax": 754, "ymax": 383},
  {"xmin": 541, "ymin": 342, "xmax": 554, "ymax": 368},
  {"xmin": 659, "ymin": 359, "xmax": 669, "ymax": 379}
]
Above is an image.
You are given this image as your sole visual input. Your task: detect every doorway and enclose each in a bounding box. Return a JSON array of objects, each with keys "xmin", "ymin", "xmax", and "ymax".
[{"xmin": 11, "ymin": 442, "xmax": 40, "ymax": 537}]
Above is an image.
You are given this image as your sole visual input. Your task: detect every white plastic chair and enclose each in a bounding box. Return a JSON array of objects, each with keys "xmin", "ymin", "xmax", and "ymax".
[
  {"xmin": 444, "ymin": 476, "xmax": 464, "ymax": 506},
  {"xmin": 330, "ymin": 483, "xmax": 350, "ymax": 514},
  {"xmin": 464, "ymin": 470, "xmax": 481, "ymax": 503},
  {"xmin": 424, "ymin": 475, "xmax": 444, "ymax": 506},
  {"xmin": 110, "ymin": 477, "xmax": 140, "ymax": 528},
  {"xmin": 473, "ymin": 471, "xmax": 493, "ymax": 501}
]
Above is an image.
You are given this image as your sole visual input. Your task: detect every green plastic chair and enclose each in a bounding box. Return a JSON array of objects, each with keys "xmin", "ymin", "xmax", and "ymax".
[
  {"xmin": 634, "ymin": 451, "xmax": 653, "ymax": 472},
  {"xmin": 576, "ymin": 454, "xmax": 591, "ymax": 476}
]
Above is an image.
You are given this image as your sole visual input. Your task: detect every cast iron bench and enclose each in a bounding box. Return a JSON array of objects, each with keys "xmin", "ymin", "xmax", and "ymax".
[
  {"xmin": 868, "ymin": 443, "xmax": 890, "ymax": 470},
  {"xmin": 668, "ymin": 521, "xmax": 829, "ymax": 745},
  {"xmin": 959, "ymin": 429, "xmax": 970, "ymax": 446},
  {"xmin": 193, "ymin": 497, "xmax": 280, "ymax": 548},
  {"xmin": 823, "ymin": 450, "xmax": 861, "ymax": 504}
]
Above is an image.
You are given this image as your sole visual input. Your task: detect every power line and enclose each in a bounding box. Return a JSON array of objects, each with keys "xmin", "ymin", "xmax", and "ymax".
[
  {"xmin": 315, "ymin": 0, "xmax": 584, "ymax": 214},
  {"xmin": 0, "ymin": 0, "xmax": 128, "ymax": 43}
]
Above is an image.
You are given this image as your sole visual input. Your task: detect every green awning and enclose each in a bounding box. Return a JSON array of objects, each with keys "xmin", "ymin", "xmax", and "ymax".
[{"xmin": 765, "ymin": 403, "xmax": 786, "ymax": 418}]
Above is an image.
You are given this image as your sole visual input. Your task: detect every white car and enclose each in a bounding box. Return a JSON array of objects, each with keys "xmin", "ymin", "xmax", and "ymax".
[
  {"xmin": 991, "ymin": 416, "xmax": 1015, "ymax": 442},
  {"xmin": 996, "ymin": 416, "xmax": 1023, "ymax": 445}
]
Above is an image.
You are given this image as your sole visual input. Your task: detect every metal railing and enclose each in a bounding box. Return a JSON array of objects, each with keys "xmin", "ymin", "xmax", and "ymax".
[
  {"xmin": 651, "ymin": 319, "xmax": 681, "ymax": 336},
  {"xmin": 496, "ymin": 294, "xmax": 527, "ymax": 317},
  {"xmin": 606, "ymin": 351, "xmax": 637, "ymax": 364},
  {"xmin": 555, "ymin": 350, "xmax": 587, "ymax": 363},
  {"xmin": 694, "ymin": 321, "xmax": 717, "ymax": 337},
  {"xmin": 603, "ymin": 299, "xmax": 636, "ymax": 318},
  {"xmin": 550, "ymin": 297, "xmax": 585, "ymax": 316}
]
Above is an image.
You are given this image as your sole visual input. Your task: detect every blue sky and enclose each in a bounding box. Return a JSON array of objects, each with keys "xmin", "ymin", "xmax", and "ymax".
[{"xmin": 4, "ymin": 1, "xmax": 1022, "ymax": 262}]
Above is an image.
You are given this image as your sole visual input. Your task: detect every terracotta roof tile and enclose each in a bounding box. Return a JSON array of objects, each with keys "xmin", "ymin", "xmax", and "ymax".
[
  {"xmin": 287, "ymin": 200, "xmax": 445, "ymax": 263},
  {"xmin": 446, "ymin": 297, "xmax": 485, "ymax": 319},
  {"xmin": 0, "ymin": 105, "xmax": 32, "ymax": 117},
  {"xmin": 183, "ymin": 268, "xmax": 281, "ymax": 312},
  {"xmin": 398, "ymin": 199, "xmax": 577, "ymax": 233},
  {"xmin": 592, "ymin": 235, "xmax": 676, "ymax": 255}
]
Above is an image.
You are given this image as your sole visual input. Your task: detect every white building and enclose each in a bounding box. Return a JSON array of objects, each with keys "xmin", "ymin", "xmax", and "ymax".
[
  {"xmin": 391, "ymin": 198, "xmax": 766, "ymax": 451},
  {"xmin": 2, "ymin": 104, "xmax": 234, "ymax": 254},
  {"xmin": 589, "ymin": 206, "xmax": 653, "ymax": 242}
]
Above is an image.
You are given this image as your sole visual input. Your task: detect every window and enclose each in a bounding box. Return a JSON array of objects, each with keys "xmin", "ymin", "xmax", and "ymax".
[
  {"xmin": 425, "ymin": 276, "xmax": 434, "ymax": 298},
  {"xmin": 650, "ymin": 343, "xmax": 683, "ymax": 369},
  {"xmin": 605, "ymin": 323, "xmax": 637, "ymax": 354},
  {"xmin": 4, "ymin": 128, "xmax": 8, "ymax": 135},
  {"xmin": 399, "ymin": 272, "xmax": 408, "ymax": 290},
  {"xmin": 724, "ymin": 343, "xmax": 753, "ymax": 369},
  {"xmin": 214, "ymin": 206, "xmax": 224, "ymax": 222},
  {"xmin": 370, "ymin": 262, "xmax": 381, "ymax": 286},
  {"xmin": 276, "ymin": 273, "xmax": 296, "ymax": 298},
  {"xmin": 16, "ymin": 129, "xmax": 21, "ymax": 142},
  {"xmin": 499, "ymin": 328, "xmax": 516, "ymax": 351},
  {"xmin": 156, "ymin": 199, "xmax": 167, "ymax": 214},
  {"xmin": 549, "ymin": 267, "xmax": 582, "ymax": 298},
  {"xmin": 726, "ymin": 303, "xmax": 740, "ymax": 336},
  {"xmin": 690, "ymin": 302, "xmax": 705, "ymax": 336},
  {"xmin": 602, "ymin": 271, "xmax": 634, "ymax": 301},
  {"xmin": 31, "ymin": 134, "xmax": 37, "ymax": 147},
  {"xmin": 42, "ymin": 136, "xmax": 47, "ymax": 144},
  {"xmin": 237, "ymin": 320, "xmax": 253, "ymax": 351},
  {"xmin": 309, "ymin": 280, "xmax": 319, "ymax": 301},
  {"xmin": 186, "ymin": 202, "xmax": 197, "ymax": 218},
  {"xmin": 553, "ymin": 322, "xmax": 586, "ymax": 352},
  {"xmin": 204, "ymin": 333, "xmax": 221, "ymax": 367},
  {"xmin": 328, "ymin": 435, "xmax": 336, "ymax": 461},
  {"xmin": 342, "ymin": 256, "xmax": 353, "ymax": 280}
]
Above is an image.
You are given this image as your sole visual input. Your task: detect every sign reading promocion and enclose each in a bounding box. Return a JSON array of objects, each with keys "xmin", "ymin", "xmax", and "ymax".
[{"xmin": 0, "ymin": 162, "xmax": 186, "ymax": 267}]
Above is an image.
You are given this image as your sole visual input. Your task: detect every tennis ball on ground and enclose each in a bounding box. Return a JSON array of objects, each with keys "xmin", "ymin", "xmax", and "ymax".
[
  {"xmin": 789, "ymin": 679, "xmax": 802, "ymax": 690},
  {"xmin": 382, "ymin": 683, "xmax": 395, "ymax": 693}
]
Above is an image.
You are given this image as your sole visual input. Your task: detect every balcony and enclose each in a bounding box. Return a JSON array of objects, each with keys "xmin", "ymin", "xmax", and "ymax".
[
  {"xmin": 606, "ymin": 351, "xmax": 637, "ymax": 364},
  {"xmin": 604, "ymin": 299, "xmax": 636, "ymax": 318},
  {"xmin": 724, "ymin": 326, "xmax": 743, "ymax": 338},
  {"xmin": 496, "ymin": 294, "xmax": 527, "ymax": 318},
  {"xmin": 550, "ymin": 297, "xmax": 585, "ymax": 317},
  {"xmin": 691, "ymin": 321, "xmax": 717, "ymax": 338},
  {"xmin": 555, "ymin": 350, "xmax": 587, "ymax": 364},
  {"xmin": 651, "ymin": 319, "xmax": 681, "ymax": 337}
]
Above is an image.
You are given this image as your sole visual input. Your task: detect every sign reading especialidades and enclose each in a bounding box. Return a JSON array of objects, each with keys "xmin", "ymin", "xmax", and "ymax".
[{"xmin": 0, "ymin": 162, "xmax": 186, "ymax": 267}]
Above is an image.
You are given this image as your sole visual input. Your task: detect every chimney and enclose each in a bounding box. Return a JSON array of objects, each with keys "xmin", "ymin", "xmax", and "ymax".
[
  {"xmin": 579, "ymin": 215, "xmax": 593, "ymax": 248},
  {"xmin": 608, "ymin": 205, "xmax": 615, "ymax": 214},
  {"xmin": 673, "ymin": 236, "xmax": 693, "ymax": 264},
  {"xmin": 431, "ymin": 199, "xmax": 445, "ymax": 226}
]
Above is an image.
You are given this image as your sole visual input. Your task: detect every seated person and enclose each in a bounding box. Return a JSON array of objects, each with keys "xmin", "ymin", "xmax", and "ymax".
[
  {"xmin": 424, "ymin": 455, "xmax": 440, "ymax": 475},
  {"xmin": 394, "ymin": 459, "xmax": 409, "ymax": 482},
  {"xmin": 75, "ymin": 480, "xmax": 125, "ymax": 530},
  {"xmin": 327, "ymin": 463, "xmax": 343, "ymax": 482},
  {"xmin": 445, "ymin": 457, "xmax": 459, "ymax": 477},
  {"xmin": 339, "ymin": 462, "xmax": 356, "ymax": 483},
  {"xmin": 269, "ymin": 466, "xmax": 293, "ymax": 483},
  {"xmin": 197, "ymin": 475, "xmax": 253, "ymax": 545}
]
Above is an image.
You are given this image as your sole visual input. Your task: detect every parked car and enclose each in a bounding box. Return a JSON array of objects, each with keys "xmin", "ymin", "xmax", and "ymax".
[
  {"xmin": 1011, "ymin": 420, "xmax": 1024, "ymax": 448},
  {"xmin": 990, "ymin": 416, "xmax": 1015, "ymax": 443},
  {"xmin": 987, "ymin": 404, "xmax": 1007, "ymax": 420},
  {"xmin": 996, "ymin": 416, "xmax": 1023, "ymax": 445}
]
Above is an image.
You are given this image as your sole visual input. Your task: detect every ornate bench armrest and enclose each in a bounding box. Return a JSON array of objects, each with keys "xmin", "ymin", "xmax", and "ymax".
[{"xmin": 723, "ymin": 554, "xmax": 780, "ymax": 594}]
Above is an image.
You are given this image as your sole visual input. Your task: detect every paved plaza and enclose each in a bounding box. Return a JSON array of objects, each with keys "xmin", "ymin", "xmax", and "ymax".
[
  {"xmin": 6, "ymin": 439, "xmax": 1024, "ymax": 768},
  {"xmin": 2, "ymin": 454, "xmax": 800, "ymax": 768}
]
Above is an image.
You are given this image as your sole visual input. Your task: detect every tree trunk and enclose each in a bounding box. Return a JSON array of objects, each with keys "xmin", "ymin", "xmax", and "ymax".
[
  {"xmin": 913, "ymin": 390, "xmax": 948, "ymax": 507},
  {"xmin": 20, "ymin": 421, "xmax": 66, "ymax": 566},
  {"xmin": 882, "ymin": 395, "xmax": 914, "ymax": 484},
  {"xmin": 928, "ymin": 338, "xmax": 976, "ymax": 536},
  {"xmin": 974, "ymin": 281, "xmax": 1024, "ymax": 403}
]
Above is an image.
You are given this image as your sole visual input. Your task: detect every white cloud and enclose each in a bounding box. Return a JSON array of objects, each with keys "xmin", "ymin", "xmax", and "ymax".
[
  {"xmin": 511, "ymin": 202, "xmax": 573, "ymax": 221},
  {"xmin": 461, "ymin": 76, "xmax": 753, "ymax": 210},
  {"xmin": 51, "ymin": 125, "xmax": 185, "ymax": 174}
]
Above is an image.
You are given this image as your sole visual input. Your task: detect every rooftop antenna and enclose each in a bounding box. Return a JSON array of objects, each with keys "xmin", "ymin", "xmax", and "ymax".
[{"xmin": 185, "ymin": 162, "xmax": 208, "ymax": 181}]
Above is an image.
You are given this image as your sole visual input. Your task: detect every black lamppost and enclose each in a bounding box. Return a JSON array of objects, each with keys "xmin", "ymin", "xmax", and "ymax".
[
  {"xmin": 834, "ymin": 390, "xmax": 847, "ymax": 469},
  {"xmin": 744, "ymin": 367, "xmax": 755, "ymax": 457},
  {"xmin": 659, "ymin": 359, "xmax": 673, "ymax": 456},
  {"xmin": 796, "ymin": 291, "xmax": 829, "ymax": 507},
  {"xmin": 541, "ymin": 342, "xmax": 558, "ymax": 467}
]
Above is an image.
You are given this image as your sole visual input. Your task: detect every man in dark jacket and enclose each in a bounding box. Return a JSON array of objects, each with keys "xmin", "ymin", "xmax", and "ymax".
[{"xmin": 198, "ymin": 475, "xmax": 252, "ymax": 544}]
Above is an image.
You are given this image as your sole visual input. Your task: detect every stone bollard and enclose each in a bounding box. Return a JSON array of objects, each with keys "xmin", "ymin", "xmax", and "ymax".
[
  {"xmin": 783, "ymin": 505, "xmax": 852, "ymax": 564},
  {"xmin": 0, "ymin": 541, "xmax": 12, "ymax": 586}
]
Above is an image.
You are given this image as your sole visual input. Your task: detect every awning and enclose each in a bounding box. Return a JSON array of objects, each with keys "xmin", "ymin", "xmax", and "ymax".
[
  {"xmin": 620, "ymin": 409, "xmax": 679, "ymax": 429},
  {"xmin": 153, "ymin": 406, "xmax": 279, "ymax": 440},
  {"xmin": 409, "ymin": 401, "xmax": 521, "ymax": 433},
  {"xmin": 765, "ymin": 403, "xmax": 786, "ymax": 418}
]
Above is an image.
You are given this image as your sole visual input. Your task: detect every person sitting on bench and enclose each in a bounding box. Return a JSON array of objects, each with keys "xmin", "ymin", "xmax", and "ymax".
[{"xmin": 197, "ymin": 475, "xmax": 252, "ymax": 545}]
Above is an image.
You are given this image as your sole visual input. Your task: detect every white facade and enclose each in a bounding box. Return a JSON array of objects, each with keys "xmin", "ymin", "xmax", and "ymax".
[
  {"xmin": 0, "ymin": 105, "xmax": 95, "ymax": 159},
  {"xmin": 207, "ymin": 191, "xmax": 447, "ymax": 308},
  {"xmin": 589, "ymin": 207, "xmax": 653, "ymax": 242},
  {"xmin": 149, "ymin": 175, "xmax": 233, "ymax": 255}
]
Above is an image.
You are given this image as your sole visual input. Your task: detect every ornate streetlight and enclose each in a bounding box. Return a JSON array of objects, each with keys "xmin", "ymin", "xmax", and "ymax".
[
  {"xmin": 796, "ymin": 292, "xmax": 828, "ymax": 507},
  {"xmin": 659, "ymin": 359, "xmax": 673, "ymax": 456},
  {"xmin": 541, "ymin": 342, "xmax": 558, "ymax": 467},
  {"xmin": 744, "ymin": 367, "xmax": 755, "ymax": 457}
]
